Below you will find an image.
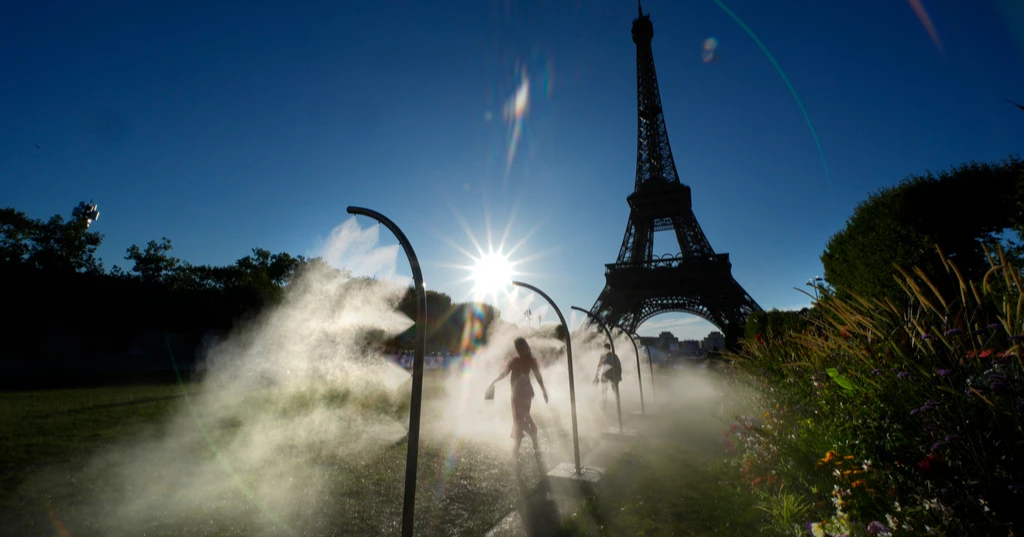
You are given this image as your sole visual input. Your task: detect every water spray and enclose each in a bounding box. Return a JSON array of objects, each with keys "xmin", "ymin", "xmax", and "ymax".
[
  {"xmin": 571, "ymin": 306, "xmax": 622, "ymax": 434},
  {"xmin": 512, "ymin": 281, "xmax": 583, "ymax": 477},
  {"xmin": 618, "ymin": 326, "xmax": 645, "ymax": 415}
]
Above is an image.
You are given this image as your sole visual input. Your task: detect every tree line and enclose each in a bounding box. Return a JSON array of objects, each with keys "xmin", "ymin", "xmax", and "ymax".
[
  {"xmin": 0, "ymin": 207, "xmax": 500, "ymax": 381},
  {"xmin": 746, "ymin": 156, "xmax": 1023, "ymax": 338}
]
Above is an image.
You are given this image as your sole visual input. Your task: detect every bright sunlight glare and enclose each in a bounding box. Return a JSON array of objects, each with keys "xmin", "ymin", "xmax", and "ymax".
[{"xmin": 470, "ymin": 251, "xmax": 515, "ymax": 299}]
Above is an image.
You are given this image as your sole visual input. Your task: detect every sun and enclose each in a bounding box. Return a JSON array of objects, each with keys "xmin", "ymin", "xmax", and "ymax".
[{"xmin": 470, "ymin": 250, "xmax": 515, "ymax": 299}]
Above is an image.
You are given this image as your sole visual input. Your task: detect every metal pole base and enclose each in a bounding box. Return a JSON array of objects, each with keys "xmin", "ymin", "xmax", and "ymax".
[
  {"xmin": 601, "ymin": 427, "xmax": 641, "ymax": 443},
  {"xmin": 546, "ymin": 462, "xmax": 605, "ymax": 497}
]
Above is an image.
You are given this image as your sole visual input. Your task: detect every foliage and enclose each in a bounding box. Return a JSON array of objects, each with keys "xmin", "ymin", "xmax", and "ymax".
[
  {"xmin": 729, "ymin": 247, "xmax": 1024, "ymax": 536},
  {"xmin": 121, "ymin": 238, "xmax": 304, "ymax": 299},
  {"xmin": 125, "ymin": 237, "xmax": 180, "ymax": 283},
  {"xmin": 822, "ymin": 157, "xmax": 1024, "ymax": 303},
  {"xmin": 755, "ymin": 489, "xmax": 814, "ymax": 537},
  {"xmin": 0, "ymin": 206, "xmax": 104, "ymax": 273},
  {"xmin": 745, "ymin": 308, "xmax": 812, "ymax": 341},
  {"xmin": 392, "ymin": 286, "xmax": 500, "ymax": 353},
  {"xmin": 1, "ymin": 202, "xmax": 500, "ymax": 378}
]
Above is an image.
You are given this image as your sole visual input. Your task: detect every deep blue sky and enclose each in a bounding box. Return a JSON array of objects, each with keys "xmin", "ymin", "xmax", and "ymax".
[{"xmin": 2, "ymin": 0, "xmax": 1023, "ymax": 339}]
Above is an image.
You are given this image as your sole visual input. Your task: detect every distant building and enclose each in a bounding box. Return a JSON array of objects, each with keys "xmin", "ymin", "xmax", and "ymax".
[
  {"xmin": 640, "ymin": 331, "xmax": 679, "ymax": 353},
  {"xmin": 679, "ymin": 339, "xmax": 701, "ymax": 351},
  {"xmin": 676, "ymin": 339, "xmax": 703, "ymax": 359},
  {"xmin": 703, "ymin": 331, "xmax": 725, "ymax": 352},
  {"xmin": 658, "ymin": 331, "xmax": 678, "ymax": 349}
]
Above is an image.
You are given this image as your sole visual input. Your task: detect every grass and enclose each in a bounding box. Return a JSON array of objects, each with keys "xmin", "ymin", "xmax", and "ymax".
[
  {"xmin": 0, "ymin": 369, "xmax": 765, "ymax": 536},
  {"xmin": 559, "ymin": 378, "xmax": 766, "ymax": 537},
  {"xmin": 0, "ymin": 383, "xmax": 190, "ymax": 503}
]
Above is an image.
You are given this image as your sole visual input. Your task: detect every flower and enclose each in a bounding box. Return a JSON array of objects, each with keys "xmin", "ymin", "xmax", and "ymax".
[
  {"xmin": 866, "ymin": 520, "xmax": 890, "ymax": 535},
  {"xmin": 818, "ymin": 450, "xmax": 840, "ymax": 466},
  {"xmin": 936, "ymin": 369, "xmax": 952, "ymax": 376},
  {"xmin": 1010, "ymin": 334, "xmax": 1024, "ymax": 342},
  {"xmin": 809, "ymin": 522, "xmax": 825, "ymax": 537},
  {"xmin": 917, "ymin": 453, "xmax": 941, "ymax": 475},
  {"xmin": 897, "ymin": 371, "xmax": 910, "ymax": 379},
  {"xmin": 921, "ymin": 334, "xmax": 933, "ymax": 340},
  {"xmin": 871, "ymin": 368, "xmax": 882, "ymax": 375},
  {"xmin": 944, "ymin": 328, "xmax": 963, "ymax": 336},
  {"xmin": 980, "ymin": 349, "xmax": 993, "ymax": 358}
]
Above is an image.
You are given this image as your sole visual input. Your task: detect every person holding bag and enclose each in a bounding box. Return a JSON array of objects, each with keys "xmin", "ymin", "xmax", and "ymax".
[{"xmin": 486, "ymin": 337, "xmax": 549, "ymax": 460}]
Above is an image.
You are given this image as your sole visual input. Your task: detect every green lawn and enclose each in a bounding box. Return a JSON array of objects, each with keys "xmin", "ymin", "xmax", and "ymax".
[
  {"xmin": 564, "ymin": 407, "xmax": 765, "ymax": 536},
  {"xmin": 0, "ymin": 370, "xmax": 764, "ymax": 536},
  {"xmin": 0, "ymin": 383, "xmax": 190, "ymax": 503}
]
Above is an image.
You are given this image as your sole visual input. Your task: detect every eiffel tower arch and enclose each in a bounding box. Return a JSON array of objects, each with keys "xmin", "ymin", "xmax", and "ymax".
[{"xmin": 590, "ymin": 3, "xmax": 761, "ymax": 348}]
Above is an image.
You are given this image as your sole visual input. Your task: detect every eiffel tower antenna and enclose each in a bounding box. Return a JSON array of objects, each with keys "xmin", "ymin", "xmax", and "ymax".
[
  {"xmin": 637, "ymin": 0, "xmax": 643, "ymax": 17},
  {"xmin": 589, "ymin": 5, "xmax": 760, "ymax": 348}
]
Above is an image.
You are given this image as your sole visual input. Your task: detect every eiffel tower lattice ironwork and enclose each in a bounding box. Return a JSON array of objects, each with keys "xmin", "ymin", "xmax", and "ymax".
[{"xmin": 589, "ymin": 2, "xmax": 761, "ymax": 347}]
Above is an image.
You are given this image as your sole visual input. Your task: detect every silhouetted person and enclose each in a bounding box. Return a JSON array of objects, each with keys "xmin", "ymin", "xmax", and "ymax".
[
  {"xmin": 488, "ymin": 337, "xmax": 549, "ymax": 462},
  {"xmin": 593, "ymin": 343, "xmax": 622, "ymax": 410}
]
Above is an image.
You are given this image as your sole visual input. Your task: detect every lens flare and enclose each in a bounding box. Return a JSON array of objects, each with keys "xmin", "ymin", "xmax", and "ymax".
[
  {"xmin": 907, "ymin": 0, "xmax": 944, "ymax": 55},
  {"xmin": 713, "ymin": 0, "xmax": 834, "ymax": 203},
  {"xmin": 44, "ymin": 499, "xmax": 72, "ymax": 537},
  {"xmin": 503, "ymin": 68, "xmax": 530, "ymax": 170},
  {"xmin": 702, "ymin": 37, "xmax": 719, "ymax": 63}
]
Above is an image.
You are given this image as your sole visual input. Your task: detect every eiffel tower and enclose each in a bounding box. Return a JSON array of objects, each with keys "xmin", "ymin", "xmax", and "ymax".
[{"xmin": 590, "ymin": 2, "xmax": 761, "ymax": 348}]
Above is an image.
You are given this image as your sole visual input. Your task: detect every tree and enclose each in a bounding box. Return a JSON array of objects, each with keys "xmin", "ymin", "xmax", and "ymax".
[
  {"xmin": 29, "ymin": 214, "xmax": 105, "ymax": 273},
  {"xmin": 0, "ymin": 208, "xmax": 35, "ymax": 268},
  {"xmin": 822, "ymin": 157, "xmax": 1024, "ymax": 302},
  {"xmin": 232, "ymin": 248, "xmax": 303, "ymax": 290},
  {"xmin": 552, "ymin": 323, "xmax": 568, "ymax": 342},
  {"xmin": 0, "ymin": 205, "xmax": 105, "ymax": 273},
  {"xmin": 125, "ymin": 238, "xmax": 180, "ymax": 283},
  {"xmin": 744, "ymin": 309, "xmax": 810, "ymax": 340}
]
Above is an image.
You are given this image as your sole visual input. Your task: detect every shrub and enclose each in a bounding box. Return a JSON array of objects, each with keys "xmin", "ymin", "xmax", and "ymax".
[
  {"xmin": 745, "ymin": 308, "xmax": 813, "ymax": 341},
  {"xmin": 727, "ymin": 247, "xmax": 1024, "ymax": 536}
]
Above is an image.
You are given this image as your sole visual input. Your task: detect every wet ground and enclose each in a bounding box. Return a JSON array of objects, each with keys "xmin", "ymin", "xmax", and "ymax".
[{"xmin": 0, "ymin": 369, "xmax": 749, "ymax": 536}]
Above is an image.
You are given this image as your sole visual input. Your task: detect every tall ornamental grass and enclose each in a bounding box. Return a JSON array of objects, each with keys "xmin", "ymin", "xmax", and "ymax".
[{"xmin": 727, "ymin": 247, "xmax": 1023, "ymax": 536}]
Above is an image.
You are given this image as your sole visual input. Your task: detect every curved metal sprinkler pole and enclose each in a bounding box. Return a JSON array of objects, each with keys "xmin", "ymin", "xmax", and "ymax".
[
  {"xmin": 571, "ymin": 306, "xmax": 622, "ymax": 433},
  {"xmin": 347, "ymin": 207, "xmax": 425, "ymax": 537},
  {"xmin": 618, "ymin": 327, "xmax": 645, "ymax": 414},
  {"xmin": 625, "ymin": 329, "xmax": 655, "ymax": 402},
  {"xmin": 512, "ymin": 281, "xmax": 582, "ymax": 476}
]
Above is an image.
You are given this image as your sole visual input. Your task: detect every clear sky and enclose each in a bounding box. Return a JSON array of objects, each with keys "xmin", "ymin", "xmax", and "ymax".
[{"xmin": 2, "ymin": 0, "xmax": 1023, "ymax": 340}]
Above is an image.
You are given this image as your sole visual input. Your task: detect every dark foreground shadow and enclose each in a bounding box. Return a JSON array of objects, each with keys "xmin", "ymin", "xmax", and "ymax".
[
  {"xmin": 514, "ymin": 451, "xmax": 573, "ymax": 537},
  {"xmin": 41, "ymin": 393, "xmax": 193, "ymax": 417}
]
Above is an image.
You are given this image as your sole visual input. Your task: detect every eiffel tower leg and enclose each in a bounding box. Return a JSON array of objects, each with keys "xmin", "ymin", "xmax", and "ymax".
[{"xmin": 724, "ymin": 322, "xmax": 745, "ymax": 350}]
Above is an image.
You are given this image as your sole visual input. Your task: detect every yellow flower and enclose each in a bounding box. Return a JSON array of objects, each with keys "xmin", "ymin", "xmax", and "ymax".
[
  {"xmin": 818, "ymin": 450, "xmax": 840, "ymax": 465},
  {"xmin": 810, "ymin": 522, "xmax": 825, "ymax": 537}
]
